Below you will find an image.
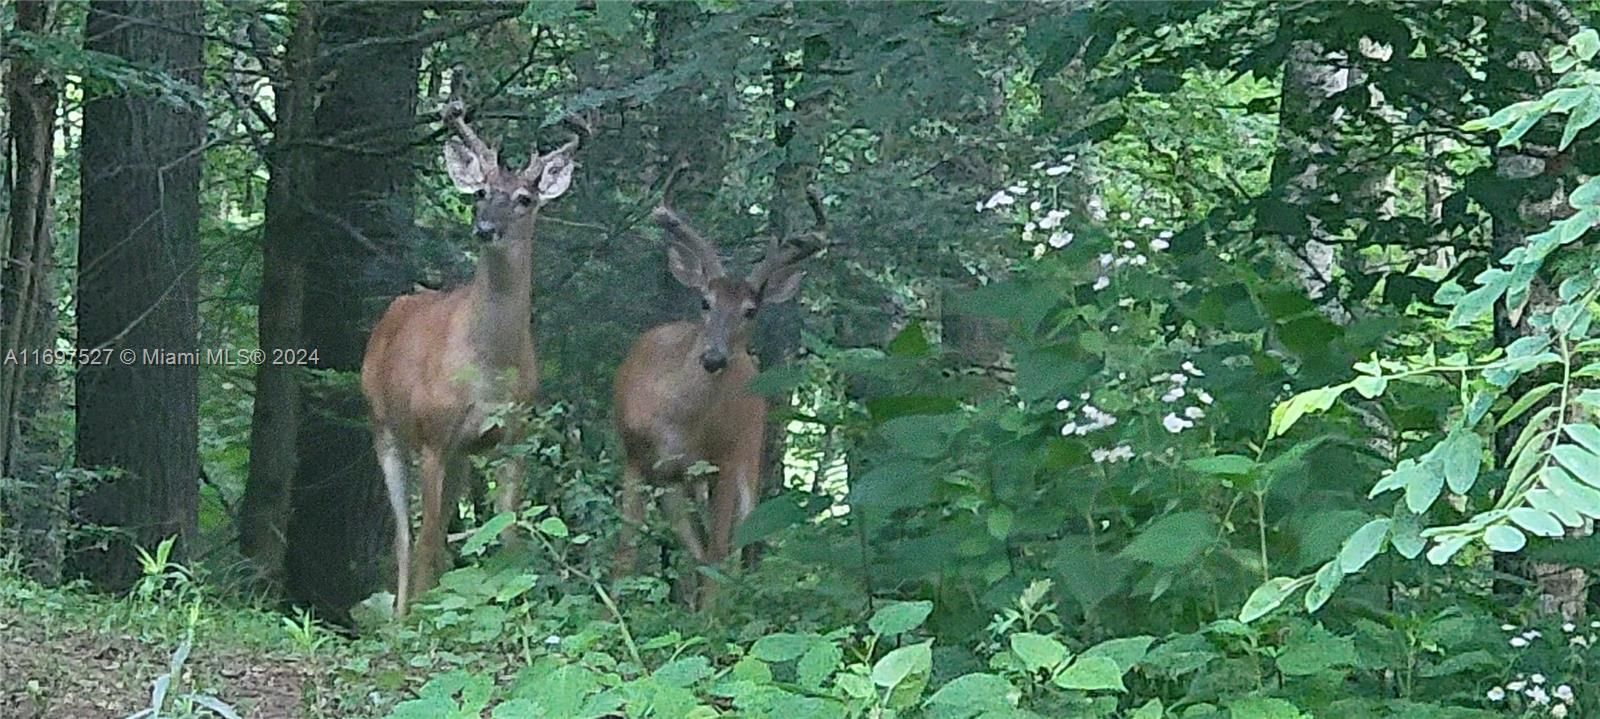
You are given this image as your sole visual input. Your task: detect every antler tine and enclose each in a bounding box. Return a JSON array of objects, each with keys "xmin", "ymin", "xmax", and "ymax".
[
  {"xmin": 651, "ymin": 162, "xmax": 725, "ymax": 277},
  {"xmin": 440, "ymin": 98, "xmax": 496, "ymax": 165},
  {"xmin": 750, "ymin": 187, "xmax": 828, "ymax": 288},
  {"xmin": 549, "ymin": 107, "xmax": 597, "ymax": 157}
]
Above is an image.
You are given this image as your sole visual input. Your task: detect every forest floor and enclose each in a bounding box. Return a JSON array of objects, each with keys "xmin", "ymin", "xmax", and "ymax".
[{"xmin": 0, "ymin": 574, "xmax": 319, "ymax": 719}]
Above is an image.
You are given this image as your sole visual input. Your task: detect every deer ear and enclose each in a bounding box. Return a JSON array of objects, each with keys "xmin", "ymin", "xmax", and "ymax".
[
  {"xmin": 535, "ymin": 153, "xmax": 575, "ymax": 200},
  {"xmin": 666, "ymin": 243, "xmax": 706, "ymax": 290},
  {"xmin": 761, "ymin": 267, "xmax": 805, "ymax": 304},
  {"xmin": 444, "ymin": 139, "xmax": 487, "ymax": 193}
]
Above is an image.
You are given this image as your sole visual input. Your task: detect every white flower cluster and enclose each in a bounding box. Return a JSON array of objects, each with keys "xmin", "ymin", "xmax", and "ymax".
[
  {"xmin": 1159, "ymin": 361, "xmax": 1211, "ymax": 434},
  {"xmin": 1091, "ymin": 445, "xmax": 1134, "ymax": 464},
  {"xmin": 1487, "ymin": 623, "xmax": 1590, "ymax": 716},
  {"xmin": 1055, "ymin": 395, "xmax": 1117, "ymax": 437}
]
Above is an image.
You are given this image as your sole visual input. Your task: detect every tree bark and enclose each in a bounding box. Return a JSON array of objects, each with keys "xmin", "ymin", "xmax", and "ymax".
[
  {"xmin": 239, "ymin": 2, "xmax": 318, "ymax": 588},
  {"xmin": 1, "ymin": 0, "xmax": 65, "ymax": 582},
  {"xmin": 282, "ymin": 0, "xmax": 421, "ymax": 616},
  {"xmin": 70, "ymin": 0, "xmax": 204, "ymax": 589}
]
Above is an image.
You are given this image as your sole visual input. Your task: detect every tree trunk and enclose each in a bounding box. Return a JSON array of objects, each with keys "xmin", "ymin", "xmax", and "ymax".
[
  {"xmin": 282, "ymin": 0, "xmax": 421, "ymax": 616},
  {"xmin": 70, "ymin": 0, "xmax": 204, "ymax": 589},
  {"xmin": 239, "ymin": 2, "xmax": 318, "ymax": 588},
  {"xmin": 1, "ymin": 0, "xmax": 65, "ymax": 582}
]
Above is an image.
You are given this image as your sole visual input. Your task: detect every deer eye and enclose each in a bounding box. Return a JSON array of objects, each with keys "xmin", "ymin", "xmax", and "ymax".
[
  {"xmin": 743, "ymin": 306, "xmax": 757, "ymax": 318},
  {"xmin": 701, "ymin": 298, "xmax": 712, "ymax": 311},
  {"xmin": 473, "ymin": 189, "xmax": 487, "ymax": 200},
  {"xmin": 515, "ymin": 193, "xmax": 534, "ymax": 207}
]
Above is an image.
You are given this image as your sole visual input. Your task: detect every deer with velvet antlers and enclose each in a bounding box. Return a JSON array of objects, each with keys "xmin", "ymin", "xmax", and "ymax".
[
  {"xmin": 361, "ymin": 99, "xmax": 588, "ymax": 615},
  {"xmin": 611, "ymin": 167, "xmax": 827, "ymax": 606}
]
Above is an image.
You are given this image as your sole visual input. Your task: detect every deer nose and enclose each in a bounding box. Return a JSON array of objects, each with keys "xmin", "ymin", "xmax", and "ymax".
[
  {"xmin": 700, "ymin": 350, "xmax": 728, "ymax": 373},
  {"xmin": 473, "ymin": 221, "xmax": 498, "ymax": 241}
]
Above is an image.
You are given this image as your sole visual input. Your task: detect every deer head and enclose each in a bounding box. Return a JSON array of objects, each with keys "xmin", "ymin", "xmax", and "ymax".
[
  {"xmin": 440, "ymin": 100, "xmax": 590, "ymax": 243},
  {"xmin": 652, "ymin": 167, "xmax": 826, "ymax": 373}
]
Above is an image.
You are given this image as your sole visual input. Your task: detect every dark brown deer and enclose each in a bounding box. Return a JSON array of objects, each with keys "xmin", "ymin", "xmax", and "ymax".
[
  {"xmin": 612, "ymin": 169, "xmax": 826, "ymax": 606},
  {"xmin": 361, "ymin": 100, "xmax": 588, "ymax": 615}
]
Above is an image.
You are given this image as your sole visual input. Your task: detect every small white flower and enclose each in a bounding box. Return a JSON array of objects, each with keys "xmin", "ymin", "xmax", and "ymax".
[
  {"xmin": 1117, "ymin": 372, "xmax": 1127, "ymax": 380},
  {"xmin": 1184, "ymin": 406, "xmax": 1205, "ymax": 420},
  {"xmin": 1525, "ymin": 630, "xmax": 1543, "ymax": 639},
  {"xmin": 1119, "ymin": 211, "xmax": 1132, "ymax": 221},
  {"xmin": 1056, "ymin": 399, "xmax": 1072, "ymax": 411},
  {"xmin": 1182, "ymin": 361, "xmax": 1204, "ymax": 377},
  {"xmin": 1161, "ymin": 387, "xmax": 1186, "ymax": 403},
  {"xmin": 1031, "ymin": 161, "xmax": 1046, "ymax": 170},
  {"xmin": 1533, "ymin": 674, "xmax": 1547, "ymax": 685},
  {"xmin": 1080, "ymin": 392, "xmax": 1090, "ymax": 400},
  {"xmin": 1169, "ymin": 373, "xmax": 1188, "ymax": 385},
  {"xmin": 1099, "ymin": 253, "xmax": 1115, "ymax": 267},
  {"xmin": 983, "ymin": 190, "xmax": 1015, "ymax": 210},
  {"xmin": 1158, "ymin": 229, "xmax": 1174, "ymax": 239},
  {"xmin": 1110, "ymin": 325, "xmax": 1120, "ymax": 333},
  {"xmin": 1029, "ymin": 201, "xmax": 1042, "ymax": 211},
  {"xmin": 1509, "ymin": 680, "xmax": 1528, "ymax": 691},
  {"xmin": 1025, "ymin": 221, "xmax": 1038, "ymax": 232},
  {"xmin": 1196, "ymin": 389, "xmax": 1214, "ymax": 405},
  {"xmin": 1048, "ymin": 231, "xmax": 1074, "ymax": 248},
  {"xmin": 1093, "ymin": 276, "xmax": 1110, "ymax": 291},
  {"xmin": 1556, "ymin": 684, "xmax": 1574, "ymax": 702},
  {"xmin": 1502, "ymin": 624, "xmax": 1517, "ymax": 631},
  {"xmin": 1563, "ymin": 622, "xmax": 1576, "ymax": 632},
  {"xmin": 1591, "ymin": 621, "xmax": 1599, "ymax": 628},
  {"xmin": 1121, "ymin": 240, "xmax": 1136, "ymax": 250},
  {"xmin": 1487, "ymin": 686, "xmax": 1506, "ymax": 702},
  {"xmin": 1113, "ymin": 256, "xmax": 1129, "ymax": 267},
  {"xmin": 1528, "ymin": 686, "xmax": 1550, "ymax": 705},
  {"xmin": 1150, "ymin": 238, "xmax": 1170, "ymax": 251},
  {"xmin": 1571, "ymin": 635, "xmax": 1590, "ymax": 647},
  {"xmin": 1552, "ymin": 704, "xmax": 1569, "ymax": 718},
  {"xmin": 1162, "ymin": 413, "xmax": 1194, "ymax": 433},
  {"xmin": 1008, "ymin": 184, "xmax": 1029, "ymax": 195},
  {"xmin": 1138, "ymin": 216, "xmax": 1155, "ymax": 228},
  {"xmin": 1045, "ymin": 164, "xmax": 1071, "ymax": 176},
  {"xmin": 1130, "ymin": 254, "xmax": 1148, "ymax": 266},
  {"xmin": 545, "ymin": 634, "xmax": 562, "ymax": 645},
  {"xmin": 1511, "ymin": 637, "xmax": 1530, "ymax": 648},
  {"xmin": 1060, "ymin": 422, "xmax": 1079, "ymax": 436}
]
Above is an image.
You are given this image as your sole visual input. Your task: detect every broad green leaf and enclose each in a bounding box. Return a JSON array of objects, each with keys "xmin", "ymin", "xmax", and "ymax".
[
  {"xmin": 1391, "ymin": 511, "xmax": 1425, "ymax": 559},
  {"xmin": 1240, "ymin": 577, "xmax": 1300, "ymax": 623},
  {"xmin": 1337, "ymin": 518, "xmax": 1391, "ymax": 574},
  {"xmin": 536, "ymin": 516, "xmax": 569, "ymax": 538},
  {"xmin": 796, "ymin": 641, "xmax": 842, "ymax": 690},
  {"xmin": 1078, "ymin": 636, "xmax": 1155, "ymax": 673},
  {"xmin": 1447, "ymin": 280, "xmax": 1508, "ymax": 328},
  {"xmin": 1485, "ymin": 525, "xmax": 1528, "ymax": 553},
  {"xmin": 871, "ymin": 640, "xmax": 933, "ymax": 689},
  {"xmin": 1540, "ymin": 466, "xmax": 1600, "ymax": 518},
  {"xmin": 1565, "ymin": 424, "xmax": 1600, "ymax": 456},
  {"xmin": 1185, "ymin": 454, "xmax": 1254, "ymax": 476},
  {"xmin": 1564, "ymin": 97, "xmax": 1600, "ymax": 150},
  {"xmin": 1351, "ymin": 374, "xmax": 1387, "ymax": 399},
  {"xmin": 1426, "ymin": 535, "xmax": 1471, "ymax": 565},
  {"xmin": 1440, "ymin": 430, "xmax": 1483, "ymax": 495},
  {"xmin": 1228, "ymin": 696, "xmax": 1307, "ymax": 719},
  {"xmin": 1552, "ymin": 444, "xmax": 1600, "ymax": 486},
  {"xmin": 1497, "ymin": 383, "xmax": 1560, "ymax": 429},
  {"xmin": 1509, "ymin": 508, "xmax": 1565, "ymax": 538},
  {"xmin": 1304, "ymin": 560, "xmax": 1341, "ymax": 613},
  {"xmin": 1370, "ymin": 460, "xmax": 1424, "ymax": 497},
  {"xmin": 653, "ymin": 656, "xmax": 714, "ymax": 687},
  {"xmin": 461, "ymin": 512, "xmax": 516, "ymax": 556},
  {"xmin": 1526, "ymin": 488, "xmax": 1585, "ymax": 528},
  {"xmin": 1404, "ymin": 462, "xmax": 1444, "ymax": 514},
  {"xmin": 925, "ymin": 673, "xmax": 1018, "ymax": 712},
  {"xmin": 868, "ymin": 600, "xmax": 933, "ymax": 636},
  {"xmin": 1121, "ymin": 512, "xmax": 1217, "ymax": 567},
  {"xmin": 1131, "ymin": 699, "xmax": 1165, "ymax": 719},
  {"xmin": 1269, "ymin": 385, "xmax": 1348, "ymax": 438},
  {"xmin": 1276, "ymin": 626, "xmax": 1357, "ymax": 676},
  {"xmin": 1010, "ymin": 633, "xmax": 1068, "ymax": 672},
  {"xmin": 1052, "ymin": 656, "xmax": 1125, "ymax": 692},
  {"xmin": 1575, "ymin": 28, "xmax": 1600, "ymax": 60},
  {"xmin": 751, "ymin": 633, "xmax": 814, "ymax": 662}
]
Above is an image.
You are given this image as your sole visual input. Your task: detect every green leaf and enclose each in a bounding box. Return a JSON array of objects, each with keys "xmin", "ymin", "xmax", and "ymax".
[
  {"xmin": 1010, "ymin": 633, "xmax": 1069, "ymax": 672},
  {"xmin": 1228, "ymin": 696, "xmax": 1307, "ymax": 719},
  {"xmin": 1565, "ymin": 424, "xmax": 1600, "ymax": 456},
  {"xmin": 461, "ymin": 512, "xmax": 516, "ymax": 556},
  {"xmin": 1337, "ymin": 518, "xmax": 1391, "ymax": 574},
  {"xmin": 536, "ymin": 516, "xmax": 569, "ymax": 538},
  {"xmin": 868, "ymin": 600, "xmax": 933, "ymax": 636},
  {"xmin": 1269, "ymin": 385, "xmax": 1349, "ymax": 438},
  {"xmin": 925, "ymin": 673, "xmax": 1018, "ymax": 712},
  {"xmin": 1052, "ymin": 656, "xmax": 1125, "ymax": 692},
  {"xmin": 1239, "ymin": 577, "xmax": 1300, "ymax": 623},
  {"xmin": 1563, "ymin": 96, "xmax": 1600, "ymax": 150},
  {"xmin": 1447, "ymin": 280, "xmax": 1508, "ymax": 328},
  {"xmin": 1131, "ymin": 699, "xmax": 1165, "ymax": 719},
  {"xmin": 1539, "ymin": 466, "xmax": 1600, "ymax": 517},
  {"xmin": 1526, "ymin": 488, "xmax": 1585, "ymax": 528},
  {"xmin": 653, "ymin": 656, "xmax": 714, "ymax": 687},
  {"xmin": 1276, "ymin": 626, "xmax": 1357, "ymax": 676},
  {"xmin": 1497, "ymin": 382, "xmax": 1560, "ymax": 429},
  {"xmin": 1509, "ymin": 508, "xmax": 1566, "ymax": 538},
  {"xmin": 871, "ymin": 640, "xmax": 933, "ymax": 689},
  {"xmin": 1078, "ymin": 636, "xmax": 1155, "ymax": 673},
  {"xmin": 1553, "ymin": 444, "xmax": 1600, "ymax": 486},
  {"xmin": 1485, "ymin": 525, "xmax": 1528, "ymax": 553},
  {"xmin": 1575, "ymin": 28, "xmax": 1600, "ymax": 60},
  {"xmin": 1440, "ymin": 430, "xmax": 1484, "ymax": 495},
  {"xmin": 1351, "ymin": 374, "xmax": 1387, "ymax": 399},
  {"xmin": 1426, "ymin": 535, "xmax": 1471, "ymax": 565},
  {"xmin": 1404, "ymin": 462, "xmax": 1444, "ymax": 514},
  {"xmin": 1120, "ymin": 512, "xmax": 1217, "ymax": 567},
  {"xmin": 1391, "ymin": 511, "xmax": 1425, "ymax": 559},
  {"xmin": 887, "ymin": 321, "xmax": 930, "ymax": 357},
  {"xmin": 751, "ymin": 633, "xmax": 814, "ymax": 662},
  {"xmin": 796, "ymin": 642, "xmax": 842, "ymax": 690},
  {"xmin": 1370, "ymin": 459, "xmax": 1423, "ymax": 497},
  {"xmin": 1185, "ymin": 455, "xmax": 1254, "ymax": 476},
  {"xmin": 1303, "ymin": 561, "xmax": 1341, "ymax": 613}
]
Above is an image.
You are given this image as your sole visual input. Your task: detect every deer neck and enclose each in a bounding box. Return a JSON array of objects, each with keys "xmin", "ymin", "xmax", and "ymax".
[{"xmin": 468, "ymin": 227, "xmax": 535, "ymax": 367}]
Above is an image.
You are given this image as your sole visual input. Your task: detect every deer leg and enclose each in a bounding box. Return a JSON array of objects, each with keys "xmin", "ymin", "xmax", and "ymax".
[
  {"xmin": 375, "ymin": 428, "xmax": 413, "ymax": 616},
  {"xmin": 613, "ymin": 462, "xmax": 647, "ymax": 578},
  {"xmin": 494, "ymin": 453, "xmax": 524, "ymax": 545},
  {"xmin": 411, "ymin": 448, "xmax": 454, "ymax": 604},
  {"xmin": 661, "ymin": 483, "xmax": 711, "ymax": 609}
]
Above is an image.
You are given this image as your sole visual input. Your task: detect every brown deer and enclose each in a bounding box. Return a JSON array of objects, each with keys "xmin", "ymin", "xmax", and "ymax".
[
  {"xmin": 361, "ymin": 99, "xmax": 587, "ymax": 615},
  {"xmin": 612, "ymin": 169, "xmax": 826, "ymax": 606}
]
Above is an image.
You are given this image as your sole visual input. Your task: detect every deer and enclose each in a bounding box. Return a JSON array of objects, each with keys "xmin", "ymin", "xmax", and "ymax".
[
  {"xmin": 611, "ymin": 167, "xmax": 826, "ymax": 607},
  {"xmin": 360, "ymin": 99, "xmax": 588, "ymax": 615}
]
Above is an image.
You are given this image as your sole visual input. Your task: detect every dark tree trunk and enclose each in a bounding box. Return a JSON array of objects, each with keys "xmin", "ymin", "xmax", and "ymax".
[
  {"xmin": 70, "ymin": 0, "xmax": 204, "ymax": 589},
  {"xmin": 1, "ymin": 0, "xmax": 65, "ymax": 582},
  {"xmin": 240, "ymin": 3, "xmax": 318, "ymax": 587},
  {"xmin": 282, "ymin": 0, "xmax": 421, "ymax": 616}
]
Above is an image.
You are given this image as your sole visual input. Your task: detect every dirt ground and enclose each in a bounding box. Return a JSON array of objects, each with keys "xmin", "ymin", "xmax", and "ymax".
[{"xmin": 0, "ymin": 614, "xmax": 311, "ymax": 719}]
